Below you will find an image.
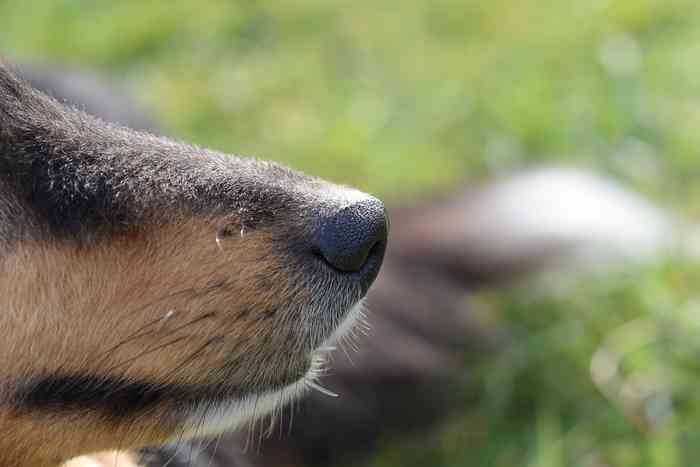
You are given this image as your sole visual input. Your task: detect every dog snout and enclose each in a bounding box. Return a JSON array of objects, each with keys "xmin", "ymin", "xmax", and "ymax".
[{"xmin": 313, "ymin": 196, "xmax": 388, "ymax": 286}]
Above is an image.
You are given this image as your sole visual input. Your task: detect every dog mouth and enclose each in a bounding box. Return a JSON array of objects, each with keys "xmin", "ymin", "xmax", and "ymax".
[
  {"xmin": 239, "ymin": 297, "xmax": 367, "ymax": 394},
  {"xmin": 176, "ymin": 298, "xmax": 367, "ymax": 439}
]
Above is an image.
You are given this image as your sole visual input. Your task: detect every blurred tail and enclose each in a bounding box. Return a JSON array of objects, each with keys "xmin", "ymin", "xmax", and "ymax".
[{"xmin": 390, "ymin": 167, "xmax": 677, "ymax": 286}]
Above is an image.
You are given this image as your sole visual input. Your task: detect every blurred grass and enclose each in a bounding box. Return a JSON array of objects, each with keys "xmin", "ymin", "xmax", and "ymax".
[
  {"xmin": 4, "ymin": 1, "xmax": 700, "ymax": 465},
  {"xmin": 367, "ymin": 261, "xmax": 700, "ymax": 467}
]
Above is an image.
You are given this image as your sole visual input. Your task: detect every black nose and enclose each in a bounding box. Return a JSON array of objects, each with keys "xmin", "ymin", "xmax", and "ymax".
[{"xmin": 315, "ymin": 197, "xmax": 388, "ymax": 276}]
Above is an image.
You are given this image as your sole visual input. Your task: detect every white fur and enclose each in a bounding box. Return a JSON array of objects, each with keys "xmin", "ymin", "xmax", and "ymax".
[
  {"xmin": 179, "ymin": 299, "xmax": 366, "ymax": 440},
  {"xmin": 463, "ymin": 168, "xmax": 677, "ymax": 271},
  {"xmin": 178, "ymin": 377, "xmax": 308, "ymax": 439}
]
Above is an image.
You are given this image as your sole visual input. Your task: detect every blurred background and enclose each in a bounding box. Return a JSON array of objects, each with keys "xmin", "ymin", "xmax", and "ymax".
[{"xmin": 6, "ymin": 1, "xmax": 700, "ymax": 465}]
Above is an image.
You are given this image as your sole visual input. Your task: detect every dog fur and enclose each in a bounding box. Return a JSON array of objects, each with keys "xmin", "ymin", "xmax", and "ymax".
[{"xmin": 0, "ymin": 60, "xmax": 388, "ymax": 466}]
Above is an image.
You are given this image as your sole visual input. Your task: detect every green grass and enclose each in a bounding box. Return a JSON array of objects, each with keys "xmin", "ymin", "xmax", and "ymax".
[
  {"xmin": 4, "ymin": 1, "xmax": 700, "ymax": 465},
  {"xmin": 367, "ymin": 261, "xmax": 700, "ymax": 466}
]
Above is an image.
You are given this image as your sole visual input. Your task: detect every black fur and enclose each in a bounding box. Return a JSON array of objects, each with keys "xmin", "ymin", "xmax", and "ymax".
[
  {"xmin": 16, "ymin": 374, "xmax": 183, "ymax": 418},
  {"xmin": 0, "ymin": 61, "xmax": 326, "ymax": 245}
]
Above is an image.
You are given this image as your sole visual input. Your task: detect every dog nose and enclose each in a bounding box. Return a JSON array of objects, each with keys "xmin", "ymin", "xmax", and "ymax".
[{"xmin": 315, "ymin": 197, "xmax": 388, "ymax": 274}]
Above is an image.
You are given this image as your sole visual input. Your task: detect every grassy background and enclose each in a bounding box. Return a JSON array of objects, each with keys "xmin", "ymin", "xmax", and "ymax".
[{"xmin": 4, "ymin": 1, "xmax": 700, "ymax": 465}]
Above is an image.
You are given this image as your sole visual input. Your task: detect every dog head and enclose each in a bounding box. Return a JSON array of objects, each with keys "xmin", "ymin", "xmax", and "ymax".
[{"xmin": 0, "ymin": 62, "xmax": 387, "ymax": 466}]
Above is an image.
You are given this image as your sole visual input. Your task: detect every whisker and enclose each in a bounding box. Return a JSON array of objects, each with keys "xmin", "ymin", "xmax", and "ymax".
[
  {"xmin": 207, "ymin": 432, "xmax": 224, "ymax": 467},
  {"xmin": 305, "ymin": 380, "xmax": 338, "ymax": 398},
  {"xmin": 97, "ymin": 312, "xmax": 217, "ymax": 367},
  {"xmin": 103, "ymin": 335, "xmax": 190, "ymax": 373},
  {"xmin": 161, "ymin": 336, "xmax": 225, "ymax": 381}
]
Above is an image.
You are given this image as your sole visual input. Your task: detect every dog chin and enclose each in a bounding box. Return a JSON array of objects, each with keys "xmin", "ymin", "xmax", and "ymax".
[{"xmin": 177, "ymin": 299, "xmax": 367, "ymax": 440}]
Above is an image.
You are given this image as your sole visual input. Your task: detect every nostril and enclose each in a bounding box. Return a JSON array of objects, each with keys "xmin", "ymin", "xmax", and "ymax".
[{"xmin": 316, "ymin": 197, "xmax": 388, "ymax": 274}]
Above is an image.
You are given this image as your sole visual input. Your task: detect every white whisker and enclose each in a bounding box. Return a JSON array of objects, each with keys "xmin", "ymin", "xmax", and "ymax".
[{"xmin": 305, "ymin": 380, "xmax": 339, "ymax": 398}]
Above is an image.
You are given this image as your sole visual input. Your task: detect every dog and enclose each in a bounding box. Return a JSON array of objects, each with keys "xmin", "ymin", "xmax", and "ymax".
[
  {"xmin": 0, "ymin": 60, "xmax": 390, "ymax": 466},
  {"xmin": 12, "ymin": 62, "xmax": 677, "ymax": 467}
]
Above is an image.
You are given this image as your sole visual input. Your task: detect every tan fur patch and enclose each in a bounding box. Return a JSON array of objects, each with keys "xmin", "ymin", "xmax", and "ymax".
[{"xmin": 0, "ymin": 218, "xmax": 320, "ymax": 465}]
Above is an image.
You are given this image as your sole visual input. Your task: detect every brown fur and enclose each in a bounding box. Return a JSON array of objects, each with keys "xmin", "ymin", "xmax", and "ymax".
[
  {"xmin": 0, "ymin": 218, "xmax": 328, "ymax": 464},
  {"xmin": 0, "ymin": 61, "xmax": 386, "ymax": 466}
]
